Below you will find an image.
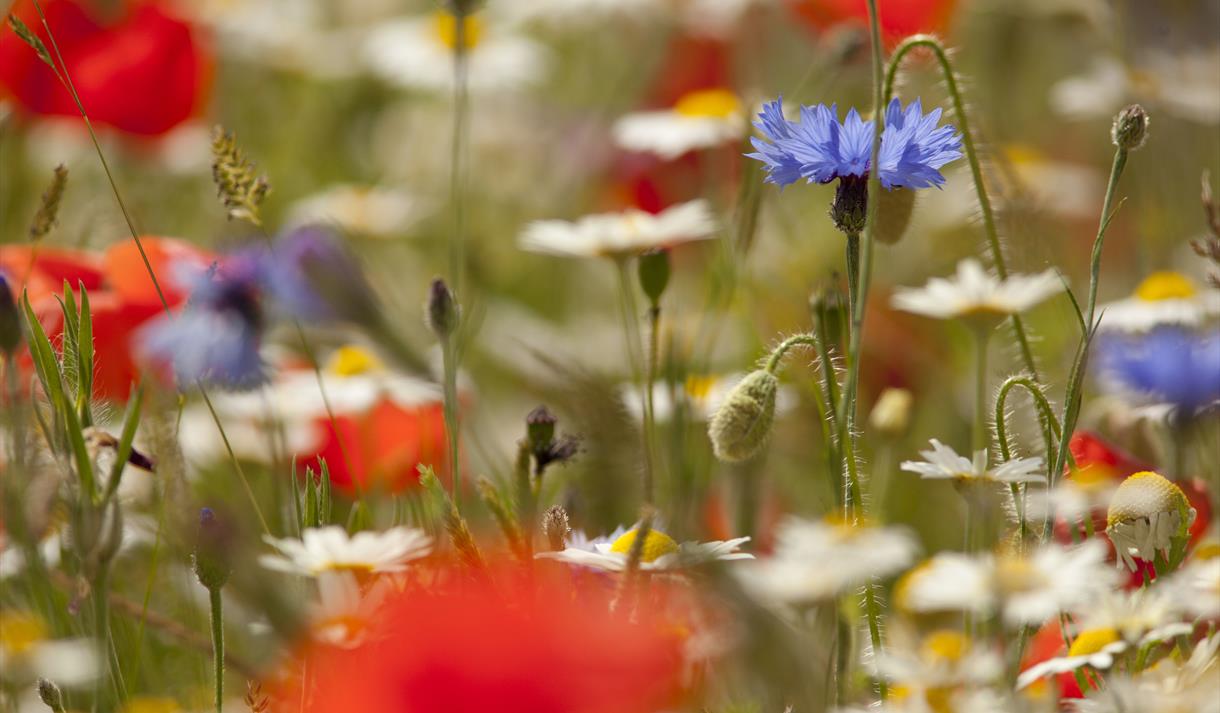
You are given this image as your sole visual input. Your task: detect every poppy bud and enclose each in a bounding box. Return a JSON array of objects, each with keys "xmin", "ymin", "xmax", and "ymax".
[
  {"xmin": 637, "ymin": 249, "xmax": 670, "ymax": 307},
  {"xmin": 708, "ymin": 370, "xmax": 778, "ymax": 462},
  {"xmin": 1111, "ymin": 104, "xmax": 1149, "ymax": 151}
]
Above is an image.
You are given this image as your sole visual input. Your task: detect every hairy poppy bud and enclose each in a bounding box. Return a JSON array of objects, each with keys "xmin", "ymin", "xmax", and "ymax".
[{"xmin": 708, "ymin": 370, "xmax": 778, "ymax": 462}]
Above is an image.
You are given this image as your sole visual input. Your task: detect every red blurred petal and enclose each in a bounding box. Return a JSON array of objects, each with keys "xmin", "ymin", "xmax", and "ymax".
[{"xmin": 102, "ymin": 236, "xmax": 213, "ymax": 308}]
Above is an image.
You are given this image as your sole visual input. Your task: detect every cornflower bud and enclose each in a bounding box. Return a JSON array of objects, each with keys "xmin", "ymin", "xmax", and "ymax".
[
  {"xmin": 637, "ymin": 248, "xmax": 670, "ymax": 307},
  {"xmin": 829, "ymin": 175, "xmax": 868, "ymax": 236},
  {"xmin": 193, "ymin": 508, "xmax": 232, "ymax": 590},
  {"xmin": 426, "ymin": 277, "xmax": 459, "ymax": 339},
  {"xmin": 38, "ymin": 678, "xmax": 64, "ymax": 712},
  {"xmin": 1111, "ymin": 104, "xmax": 1149, "ymax": 151}
]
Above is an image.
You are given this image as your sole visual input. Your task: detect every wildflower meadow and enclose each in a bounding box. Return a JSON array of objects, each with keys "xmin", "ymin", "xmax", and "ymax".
[{"xmin": 1, "ymin": 0, "xmax": 1219, "ymax": 712}]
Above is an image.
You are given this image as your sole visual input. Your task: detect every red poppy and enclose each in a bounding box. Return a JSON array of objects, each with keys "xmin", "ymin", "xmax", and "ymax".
[
  {"xmin": 785, "ymin": 0, "xmax": 960, "ymax": 44},
  {"xmin": 1020, "ymin": 619, "xmax": 1085, "ymax": 702},
  {"xmin": 301, "ymin": 399, "xmax": 449, "ymax": 495},
  {"xmin": 102, "ymin": 236, "xmax": 211, "ymax": 308},
  {"xmin": 0, "ymin": 0, "xmax": 210, "ymax": 136},
  {"xmin": 269, "ymin": 568, "xmax": 687, "ymax": 713}
]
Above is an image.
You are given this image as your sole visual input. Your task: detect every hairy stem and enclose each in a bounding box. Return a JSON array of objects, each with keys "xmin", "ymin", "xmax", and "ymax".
[{"xmin": 208, "ymin": 587, "xmax": 224, "ymax": 713}]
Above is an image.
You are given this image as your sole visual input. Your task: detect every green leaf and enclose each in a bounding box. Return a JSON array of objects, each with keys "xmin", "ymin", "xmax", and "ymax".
[
  {"xmin": 101, "ymin": 384, "xmax": 143, "ymax": 503},
  {"xmin": 76, "ymin": 283, "xmax": 94, "ymax": 426},
  {"xmin": 6, "ymin": 14, "xmax": 55, "ymax": 72}
]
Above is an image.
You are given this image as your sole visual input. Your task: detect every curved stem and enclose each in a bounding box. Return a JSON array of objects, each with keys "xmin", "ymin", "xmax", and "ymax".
[
  {"xmin": 883, "ymin": 35, "xmax": 1040, "ymax": 380},
  {"xmin": 208, "ymin": 587, "xmax": 224, "ymax": 713},
  {"xmin": 764, "ymin": 333, "xmax": 819, "ymax": 374},
  {"xmin": 993, "ymin": 376, "xmax": 1063, "ymax": 462}
]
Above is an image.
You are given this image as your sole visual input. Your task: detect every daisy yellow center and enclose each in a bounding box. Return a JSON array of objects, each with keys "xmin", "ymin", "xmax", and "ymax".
[
  {"xmin": 327, "ymin": 345, "xmax": 384, "ymax": 376},
  {"xmin": 123, "ymin": 697, "xmax": 184, "ymax": 713},
  {"xmin": 1106, "ymin": 471, "xmax": 1187, "ymax": 529},
  {"xmin": 1071, "ymin": 463, "xmax": 1118, "ymax": 493},
  {"xmin": 0, "ymin": 611, "xmax": 47, "ymax": 655},
  {"xmin": 433, "ymin": 12, "xmax": 484, "ymax": 51},
  {"xmin": 1134, "ymin": 271, "xmax": 1196, "ymax": 301},
  {"xmin": 1193, "ymin": 543, "xmax": 1220, "ymax": 560},
  {"xmin": 685, "ymin": 374, "xmax": 717, "ymax": 402},
  {"xmin": 320, "ymin": 563, "xmax": 377, "ymax": 575},
  {"xmin": 610, "ymin": 529, "xmax": 680, "ymax": 563},
  {"xmin": 994, "ymin": 557, "xmax": 1045, "ymax": 594},
  {"xmin": 921, "ymin": 629, "xmax": 969, "ymax": 663},
  {"xmin": 1068, "ymin": 627, "xmax": 1120, "ymax": 657},
  {"xmin": 674, "ymin": 88, "xmax": 741, "ymax": 119}
]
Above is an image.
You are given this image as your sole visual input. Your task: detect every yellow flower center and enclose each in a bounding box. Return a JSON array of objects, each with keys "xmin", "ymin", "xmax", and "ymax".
[
  {"xmin": 320, "ymin": 563, "xmax": 377, "ymax": 575},
  {"xmin": 684, "ymin": 374, "xmax": 717, "ymax": 403},
  {"xmin": 1068, "ymin": 627, "xmax": 1121, "ymax": 657},
  {"xmin": 433, "ymin": 11, "xmax": 484, "ymax": 51},
  {"xmin": 994, "ymin": 557, "xmax": 1046, "ymax": 594},
  {"xmin": 1193, "ymin": 543, "xmax": 1220, "ymax": 560},
  {"xmin": 1071, "ymin": 462, "xmax": 1118, "ymax": 491},
  {"xmin": 326, "ymin": 345, "xmax": 384, "ymax": 376},
  {"xmin": 921, "ymin": 629, "xmax": 969, "ymax": 663},
  {"xmin": 674, "ymin": 88, "xmax": 741, "ymax": 119},
  {"xmin": 610, "ymin": 529, "xmax": 680, "ymax": 563},
  {"xmin": 123, "ymin": 697, "xmax": 183, "ymax": 713},
  {"xmin": 1134, "ymin": 271, "xmax": 1197, "ymax": 301},
  {"xmin": 1106, "ymin": 471, "xmax": 1187, "ymax": 529},
  {"xmin": 0, "ymin": 610, "xmax": 47, "ymax": 655}
]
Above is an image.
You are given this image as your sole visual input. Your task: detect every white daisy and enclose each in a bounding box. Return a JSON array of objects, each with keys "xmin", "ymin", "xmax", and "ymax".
[
  {"xmin": 309, "ymin": 571, "xmax": 395, "ymax": 649},
  {"xmin": 613, "ymin": 88, "xmax": 746, "ymax": 160},
  {"xmin": 873, "ymin": 629, "xmax": 1004, "ymax": 701},
  {"xmin": 364, "ymin": 12, "xmax": 549, "ymax": 93},
  {"xmin": 0, "ymin": 610, "xmax": 98, "ymax": 688},
  {"xmin": 1164, "ymin": 557, "xmax": 1220, "ymax": 620},
  {"xmin": 489, "ymin": 0, "xmax": 661, "ymax": 27},
  {"xmin": 1098, "ymin": 271, "xmax": 1220, "ymax": 332},
  {"xmin": 737, "ymin": 517, "xmax": 918, "ymax": 604},
  {"xmin": 900, "ymin": 439, "xmax": 1046, "ymax": 485},
  {"xmin": 1105, "ymin": 471, "xmax": 1196, "ymax": 572},
  {"xmin": 1025, "ymin": 466, "xmax": 1120, "ymax": 523},
  {"xmin": 620, "ymin": 373, "xmax": 797, "ymax": 423},
  {"xmin": 897, "ymin": 540, "xmax": 1119, "ymax": 627},
  {"xmin": 537, "ymin": 526, "xmax": 751, "ymax": 572},
  {"xmin": 891, "ymin": 259, "xmax": 1062, "ymax": 322},
  {"xmin": 1051, "ymin": 49, "xmax": 1220, "ymax": 125},
  {"xmin": 519, "ymin": 200, "xmax": 717, "ymax": 258},
  {"xmin": 286, "ymin": 184, "xmax": 428, "ymax": 239},
  {"xmin": 260, "ymin": 526, "xmax": 432, "ymax": 577},
  {"xmin": 1018, "ymin": 589, "xmax": 1194, "ymax": 689}
]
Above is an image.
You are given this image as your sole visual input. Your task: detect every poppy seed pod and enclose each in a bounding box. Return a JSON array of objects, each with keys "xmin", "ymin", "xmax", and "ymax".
[{"xmin": 708, "ymin": 370, "xmax": 778, "ymax": 462}]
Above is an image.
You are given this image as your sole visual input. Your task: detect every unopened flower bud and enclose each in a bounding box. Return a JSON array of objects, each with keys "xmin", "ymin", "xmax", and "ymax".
[
  {"xmin": 0, "ymin": 274, "xmax": 19, "ymax": 355},
  {"xmin": 708, "ymin": 370, "xmax": 778, "ymax": 462},
  {"xmin": 526, "ymin": 405, "xmax": 557, "ymax": 452},
  {"xmin": 1111, "ymin": 104, "xmax": 1149, "ymax": 151},
  {"xmin": 193, "ymin": 508, "xmax": 232, "ymax": 590},
  {"xmin": 637, "ymin": 249, "xmax": 670, "ymax": 307},
  {"xmin": 875, "ymin": 187, "xmax": 915, "ymax": 245},
  {"xmin": 37, "ymin": 678, "xmax": 63, "ymax": 711},
  {"xmin": 426, "ymin": 277, "xmax": 459, "ymax": 339},
  {"xmin": 1106, "ymin": 471, "xmax": 1195, "ymax": 571},
  {"xmin": 542, "ymin": 505, "xmax": 570, "ymax": 552},
  {"xmin": 870, "ymin": 387, "xmax": 913, "ymax": 436},
  {"xmin": 811, "ymin": 285, "xmax": 847, "ymax": 347},
  {"xmin": 830, "ymin": 175, "xmax": 868, "ymax": 236}
]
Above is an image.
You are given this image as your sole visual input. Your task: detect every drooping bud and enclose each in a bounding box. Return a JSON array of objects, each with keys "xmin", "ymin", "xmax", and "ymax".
[
  {"xmin": 829, "ymin": 175, "xmax": 868, "ymax": 236},
  {"xmin": 542, "ymin": 505, "xmax": 570, "ymax": 552},
  {"xmin": 426, "ymin": 277, "xmax": 459, "ymax": 339},
  {"xmin": 0, "ymin": 274, "xmax": 19, "ymax": 355},
  {"xmin": 1106, "ymin": 471, "xmax": 1195, "ymax": 572},
  {"xmin": 37, "ymin": 678, "xmax": 64, "ymax": 711},
  {"xmin": 874, "ymin": 187, "xmax": 915, "ymax": 245},
  {"xmin": 1111, "ymin": 104, "xmax": 1149, "ymax": 151},
  {"xmin": 708, "ymin": 370, "xmax": 778, "ymax": 462},
  {"xmin": 870, "ymin": 387, "xmax": 913, "ymax": 437},
  {"xmin": 193, "ymin": 508, "xmax": 232, "ymax": 590},
  {"xmin": 637, "ymin": 248, "xmax": 670, "ymax": 307}
]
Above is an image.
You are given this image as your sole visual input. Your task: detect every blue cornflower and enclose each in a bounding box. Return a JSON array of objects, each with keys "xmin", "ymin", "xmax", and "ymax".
[
  {"xmin": 260, "ymin": 225, "xmax": 379, "ymax": 324},
  {"xmin": 136, "ymin": 255, "xmax": 266, "ymax": 390},
  {"xmin": 1095, "ymin": 326, "xmax": 1220, "ymax": 413},
  {"xmin": 748, "ymin": 96, "xmax": 963, "ymax": 190}
]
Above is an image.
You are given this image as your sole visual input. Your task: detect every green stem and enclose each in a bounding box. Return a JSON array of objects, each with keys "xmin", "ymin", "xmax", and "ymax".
[
  {"xmin": 614, "ymin": 258, "xmax": 654, "ymax": 500},
  {"xmin": 643, "ymin": 306, "xmax": 662, "ymax": 504},
  {"xmin": 994, "ymin": 376, "xmax": 1064, "ymax": 547},
  {"xmin": 448, "ymin": 8, "xmax": 470, "ymax": 297},
  {"xmin": 92, "ymin": 563, "xmax": 111, "ymax": 712},
  {"xmin": 883, "ymin": 35, "xmax": 1040, "ymax": 380},
  {"xmin": 441, "ymin": 336, "xmax": 461, "ymax": 510},
  {"xmin": 1084, "ymin": 149, "xmax": 1129, "ymax": 327},
  {"xmin": 845, "ymin": 232, "xmax": 860, "ymax": 324},
  {"xmin": 973, "ymin": 327, "xmax": 991, "ymax": 455},
  {"xmin": 764, "ymin": 334, "xmax": 818, "ymax": 374},
  {"xmin": 208, "ymin": 587, "xmax": 224, "ymax": 713}
]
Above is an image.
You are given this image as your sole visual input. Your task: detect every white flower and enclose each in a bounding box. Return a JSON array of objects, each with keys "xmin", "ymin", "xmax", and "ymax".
[
  {"xmin": 490, "ymin": 0, "xmax": 661, "ymax": 27},
  {"xmin": 519, "ymin": 200, "xmax": 717, "ymax": 258},
  {"xmin": 309, "ymin": 571, "xmax": 395, "ymax": 649},
  {"xmin": 613, "ymin": 88, "xmax": 746, "ymax": 160},
  {"xmin": 901, "ymin": 439, "xmax": 1046, "ymax": 485},
  {"xmin": 0, "ymin": 610, "xmax": 98, "ymax": 687},
  {"xmin": 537, "ymin": 526, "xmax": 751, "ymax": 572},
  {"xmin": 1098, "ymin": 271, "xmax": 1220, "ymax": 332},
  {"xmin": 1165, "ymin": 557, "xmax": 1220, "ymax": 620},
  {"xmin": 1026, "ymin": 468, "xmax": 1120, "ymax": 523},
  {"xmin": 897, "ymin": 540, "xmax": 1119, "ymax": 627},
  {"xmin": 873, "ymin": 629, "xmax": 1004, "ymax": 697},
  {"xmin": 260, "ymin": 526, "xmax": 432, "ymax": 577},
  {"xmin": 620, "ymin": 373, "xmax": 797, "ymax": 423},
  {"xmin": 738, "ymin": 517, "xmax": 918, "ymax": 604},
  {"xmin": 1106, "ymin": 471, "xmax": 1196, "ymax": 572},
  {"xmin": 287, "ymin": 184, "xmax": 428, "ymax": 238},
  {"xmin": 891, "ymin": 259, "xmax": 1062, "ymax": 321},
  {"xmin": 364, "ymin": 12, "xmax": 549, "ymax": 93},
  {"xmin": 194, "ymin": 0, "xmax": 367, "ymax": 79},
  {"xmin": 1018, "ymin": 589, "xmax": 1193, "ymax": 689},
  {"xmin": 1051, "ymin": 49, "xmax": 1220, "ymax": 125}
]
